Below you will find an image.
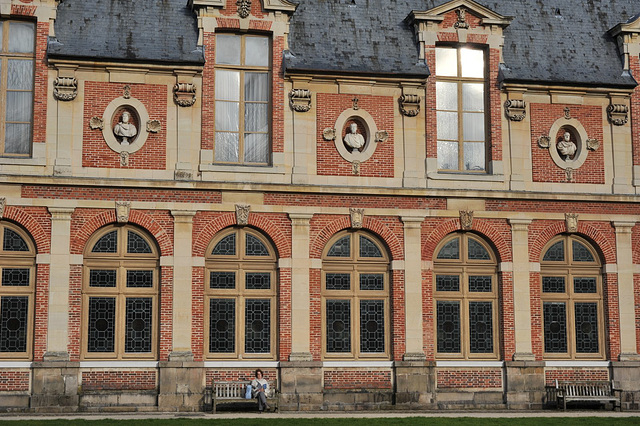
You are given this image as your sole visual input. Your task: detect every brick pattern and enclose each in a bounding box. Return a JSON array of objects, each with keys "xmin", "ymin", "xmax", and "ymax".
[
  {"xmin": 500, "ymin": 271, "xmax": 516, "ymax": 360},
  {"xmin": 34, "ymin": 263, "xmax": 50, "ymax": 361},
  {"xmin": 3, "ymin": 206, "xmax": 51, "ymax": 254},
  {"xmin": 324, "ymin": 370, "xmax": 392, "ymax": 389},
  {"xmin": 22, "ymin": 185, "xmax": 222, "ymax": 204},
  {"xmin": 631, "ymin": 224, "xmax": 640, "ymax": 264},
  {"xmin": 309, "ymin": 268, "xmax": 322, "ymax": 360},
  {"xmin": 278, "ymin": 266, "xmax": 292, "ymax": 361},
  {"xmin": 437, "ymin": 369, "xmax": 502, "ymax": 389},
  {"xmin": 32, "ymin": 20, "xmax": 48, "ymax": 146},
  {"xmin": 604, "ymin": 273, "xmax": 621, "ymax": 361},
  {"xmin": 206, "ymin": 369, "xmax": 277, "ymax": 384},
  {"xmin": 441, "ymin": 9, "xmax": 482, "ymax": 29},
  {"xmin": 81, "ymin": 371, "xmax": 156, "ymax": 390},
  {"xmin": 530, "ymin": 104, "xmax": 604, "ymax": 184},
  {"xmin": 530, "ymin": 270, "xmax": 543, "ymax": 359},
  {"xmin": 422, "ymin": 269, "xmax": 434, "ymax": 359},
  {"xmin": 192, "ymin": 267, "xmax": 204, "ymax": 361},
  {"xmin": 391, "ymin": 269, "xmax": 405, "ymax": 360},
  {"xmin": 68, "ymin": 264, "xmax": 82, "ymax": 360},
  {"xmin": 635, "ymin": 275, "xmax": 640, "ymax": 354},
  {"xmin": 82, "ymin": 82, "xmax": 167, "ymax": 169},
  {"xmin": 487, "ymin": 199, "xmax": 640, "ymax": 215},
  {"xmin": 160, "ymin": 266, "xmax": 173, "ymax": 361},
  {"xmin": 0, "ymin": 371, "xmax": 29, "ymax": 391},
  {"xmin": 220, "ymin": 0, "xmax": 266, "ymax": 19},
  {"xmin": 264, "ymin": 193, "xmax": 446, "ymax": 210},
  {"xmin": 316, "ymin": 94, "xmax": 395, "ymax": 177},
  {"xmin": 545, "ymin": 369, "xmax": 609, "ymax": 385},
  {"xmin": 12, "ymin": 5, "xmax": 37, "ymax": 16}
]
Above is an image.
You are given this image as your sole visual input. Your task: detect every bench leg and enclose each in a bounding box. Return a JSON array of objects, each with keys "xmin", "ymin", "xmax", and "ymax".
[{"xmin": 213, "ymin": 401, "xmax": 216, "ymax": 414}]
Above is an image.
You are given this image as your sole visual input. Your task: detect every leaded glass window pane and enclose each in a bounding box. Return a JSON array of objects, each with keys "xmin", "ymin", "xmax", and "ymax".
[
  {"xmin": 245, "ymin": 272, "xmax": 270, "ymax": 290},
  {"xmin": 127, "ymin": 231, "xmax": 152, "ymax": 254},
  {"xmin": 575, "ymin": 302, "xmax": 598, "ymax": 353},
  {"xmin": 326, "ymin": 273, "xmax": 350, "ymax": 290},
  {"xmin": 89, "ymin": 270, "xmax": 116, "ymax": 288},
  {"xmin": 437, "ymin": 238, "xmax": 459, "ymax": 260},
  {"xmin": 543, "ymin": 302, "xmax": 567, "ymax": 353},
  {"xmin": 574, "ymin": 277, "xmax": 597, "ymax": 294},
  {"xmin": 359, "ymin": 236, "xmax": 383, "ymax": 258},
  {"xmin": 469, "ymin": 276, "xmax": 492, "ymax": 292},
  {"xmin": 543, "ymin": 241, "xmax": 564, "ymax": 262},
  {"xmin": 3, "ymin": 228, "xmax": 28, "ymax": 252},
  {"xmin": 436, "ymin": 275, "xmax": 460, "ymax": 292},
  {"xmin": 437, "ymin": 301, "xmax": 461, "ymax": 353},
  {"xmin": 245, "ymin": 234, "xmax": 269, "ymax": 256},
  {"xmin": 126, "ymin": 270, "xmax": 153, "ymax": 288},
  {"xmin": 125, "ymin": 297, "xmax": 152, "ymax": 353},
  {"xmin": 88, "ymin": 297, "xmax": 115, "ymax": 352},
  {"xmin": 209, "ymin": 299, "xmax": 235, "ymax": 353},
  {"xmin": 245, "ymin": 299, "xmax": 270, "ymax": 353},
  {"xmin": 1, "ymin": 268, "xmax": 29, "ymax": 286},
  {"xmin": 468, "ymin": 238, "xmax": 490, "ymax": 260},
  {"xmin": 210, "ymin": 271, "xmax": 235, "ymax": 289},
  {"xmin": 542, "ymin": 276, "xmax": 565, "ymax": 293},
  {"xmin": 92, "ymin": 230, "xmax": 117, "ymax": 253},
  {"xmin": 469, "ymin": 301, "xmax": 493, "ymax": 353},
  {"xmin": 360, "ymin": 300, "xmax": 384, "ymax": 353},
  {"xmin": 326, "ymin": 299, "xmax": 350, "ymax": 352},
  {"xmin": 359, "ymin": 273, "xmax": 384, "ymax": 291},
  {"xmin": 572, "ymin": 241, "xmax": 595, "ymax": 262},
  {"xmin": 327, "ymin": 236, "xmax": 350, "ymax": 257},
  {"xmin": 0, "ymin": 296, "xmax": 28, "ymax": 352},
  {"xmin": 212, "ymin": 233, "xmax": 236, "ymax": 256}
]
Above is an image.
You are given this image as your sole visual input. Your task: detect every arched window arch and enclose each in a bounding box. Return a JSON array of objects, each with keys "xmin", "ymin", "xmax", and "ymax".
[
  {"xmin": 82, "ymin": 225, "xmax": 159, "ymax": 360},
  {"xmin": 322, "ymin": 230, "xmax": 390, "ymax": 359},
  {"xmin": 0, "ymin": 221, "xmax": 36, "ymax": 359},
  {"xmin": 540, "ymin": 234, "xmax": 604, "ymax": 359},
  {"xmin": 433, "ymin": 232, "xmax": 499, "ymax": 359},
  {"xmin": 205, "ymin": 227, "xmax": 277, "ymax": 359}
]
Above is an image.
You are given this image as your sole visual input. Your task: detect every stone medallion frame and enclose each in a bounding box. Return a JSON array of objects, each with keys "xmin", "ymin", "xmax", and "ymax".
[
  {"xmin": 101, "ymin": 97, "xmax": 151, "ymax": 154},
  {"xmin": 334, "ymin": 108, "xmax": 379, "ymax": 163},
  {"xmin": 547, "ymin": 118, "xmax": 589, "ymax": 170}
]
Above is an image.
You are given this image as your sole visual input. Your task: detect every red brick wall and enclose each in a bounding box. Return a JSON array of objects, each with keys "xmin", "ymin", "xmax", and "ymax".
[
  {"xmin": 316, "ymin": 94, "xmax": 395, "ymax": 177},
  {"xmin": 437, "ymin": 369, "xmax": 502, "ymax": 389},
  {"xmin": 34, "ymin": 263, "xmax": 49, "ymax": 361},
  {"xmin": 530, "ymin": 104, "xmax": 604, "ymax": 184},
  {"xmin": 160, "ymin": 266, "xmax": 173, "ymax": 361},
  {"xmin": 278, "ymin": 266, "xmax": 292, "ymax": 361},
  {"xmin": 545, "ymin": 369, "xmax": 609, "ymax": 385},
  {"xmin": 635, "ymin": 275, "xmax": 640, "ymax": 354},
  {"xmin": 3, "ymin": 206, "xmax": 51, "ymax": 254},
  {"xmin": 220, "ymin": 0, "xmax": 266, "ymax": 19},
  {"xmin": 264, "ymin": 193, "xmax": 446, "ymax": 210},
  {"xmin": 82, "ymin": 82, "xmax": 167, "ymax": 169},
  {"xmin": 0, "ymin": 371, "xmax": 29, "ymax": 391},
  {"xmin": 632, "ymin": 224, "xmax": 640, "ymax": 264},
  {"xmin": 500, "ymin": 271, "xmax": 516, "ymax": 360},
  {"xmin": 192, "ymin": 267, "xmax": 204, "ymax": 361},
  {"xmin": 487, "ymin": 199, "xmax": 640, "ymax": 215},
  {"xmin": 391, "ymin": 269, "xmax": 405, "ymax": 360},
  {"xmin": 310, "ymin": 268, "xmax": 321, "ymax": 361},
  {"xmin": 422, "ymin": 269, "xmax": 434, "ymax": 359},
  {"xmin": 206, "ymin": 369, "xmax": 277, "ymax": 384},
  {"xmin": 33, "ymin": 21, "xmax": 48, "ymax": 147},
  {"xmin": 604, "ymin": 273, "xmax": 621, "ymax": 360},
  {"xmin": 324, "ymin": 370, "xmax": 392, "ymax": 390},
  {"xmin": 68, "ymin": 264, "xmax": 82, "ymax": 360},
  {"xmin": 440, "ymin": 9, "xmax": 482, "ymax": 30},
  {"xmin": 531, "ymin": 271, "xmax": 543, "ymax": 359},
  {"xmin": 82, "ymin": 371, "xmax": 156, "ymax": 391}
]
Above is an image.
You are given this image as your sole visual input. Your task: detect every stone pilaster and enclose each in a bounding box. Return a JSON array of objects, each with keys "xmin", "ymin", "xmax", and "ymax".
[
  {"xmin": 288, "ymin": 213, "xmax": 313, "ymax": 359},
  {"xmin": 509, "ymin": 219, "xmax": 535, "ymax": 361},
  {"xmin": 401, "ymin": 216, "xmax": 426, "ymax": 358},
  {"xmin": 504, "ymin": 361, "xmax": 545, "ymax": 410},
  {"xmin": 613, "ymin": 221, "xmax": 640, "ymax": 360}
]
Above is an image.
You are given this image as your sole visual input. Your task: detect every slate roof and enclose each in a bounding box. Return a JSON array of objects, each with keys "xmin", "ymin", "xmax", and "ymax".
[{"xmin": 48, "ymin": 0, "xmax": 204, "ymax": 65}]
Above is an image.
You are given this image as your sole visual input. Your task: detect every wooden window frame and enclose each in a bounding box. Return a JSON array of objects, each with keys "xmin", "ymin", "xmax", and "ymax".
[
  {"xmin": 433, "ymin": 232, "xmax": 499, "ymax": 360},
  {"xmin": 321, "ymin": 230, "xmax": 390, "ymax": 360},
  {"xmin": 204, "ymin": 227, "xmax": 277, "ymax": 360},
  {"xmin": 540, "ymin": 235, "xmax": 605, "ymax": 360},
  {"xmin": 82, "ymin": 225, "xmax": 159, "ymax": 360}
]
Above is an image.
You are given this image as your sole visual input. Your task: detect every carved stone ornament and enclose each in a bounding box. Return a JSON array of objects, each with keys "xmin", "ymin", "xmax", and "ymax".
[
  {"xmin": 323, "ymin": 128, "xmax": 336, "ymax": 141},
  {"xmin": 565, "ymin": 167, "xmax": 574, "ymax": 182},
  {"xmin": 607, "ymin": 104, "xmax": 629, "ymax": 126},
  {"xmin": 237, "ymin": 0, "xmax": 251, "ymax": 18},
  {"xmin": 0, "ymin": 197, "xmax": 5, "ymax": 219},
  {"xmin": 89, "ymin": 117, "xmax": 104, "ymax": 130},
  {"xmin": 586, "ymin": 138, "xmax": 600, "ymax": 151},
  {"xmin": 375, "ymin": 131, "xmax": 389, "ymax": 143},
  {"xmin": 454, "ymin": 7, "xmax": 469, "ymax": 29},
  {"xmin": 115, "ymin": 201, "xmax": 131, "ymax": 223},
  {"xmin": 504, "ymin": 99, "xmax": 526, "ymax": 121},
  {"xmin": 399, "ymin": 94, "xmax": 421, "ymax": 117},
  {"xmin": 123, "ymin": 85, "xmax": 131, "ymax": 99},
  {"xmin": 564, "ymin": 107, "xmax": 571, "ymax": 120},
  {"xmin": 565, "ymin": 213, "xmax": 579, "ymax": 233},
  {"xmin": 120, "ymin": 151, "xmax": 129, "ymax": 166},
  {"xmin": 146, "ymin": 120, "xmax": 162, "ymax": 133},
  {"xmin": 173, "ymin": 83, "xmax": 196, "ymax": 107},
  {"xmin": 459, "ymin": 210, "xmax": 473, "ymax": 230},
  {"xmin": 350, "ymin": 208, "xmax": 365, "ymax": 229},
  {"xmin": 352, "ymin": 97, "xmax": 359, "ymax": 110},
  {"xmin": 289, "ymin": 89, "xmax": 312, "ymax": 113},
  {"xmin": 235, "ymin": 204, "xmax": 250, "ymax": 226},
  {"xmin": 537, "ymin": 135, "xmax": 550, "ymax": 149},
  {"xmin": 53, "ymin": 77, "xmax": 78, "ymax": 101},
  {"xmin": 352, "ymin": 160, "xmax": 361, "ymax": 175}
]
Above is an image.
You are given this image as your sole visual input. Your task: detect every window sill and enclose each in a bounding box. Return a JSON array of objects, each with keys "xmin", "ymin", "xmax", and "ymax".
[
  {"xmin": 199, "ymin": 163, "xmax": 285, "ymax": 174},
  {"xmin": 0, "ymin": 144, "xmax": 46, "ymax": 166},
  {"xmin": 544, "ymin": 360, "xmax": 610, "ymax": 367},
  {"xmin": 435, "ymin": 360, "xmax": 504, "ymax": 367},
  {"xmin": 204, "ymin": 360, "xmax": 280, "ymax": 368},
  {"xmin": 428, "ymin": 171, "xmax": 504, "ymax": 182},
  {"xmin": 323, "ymin": 360, "xmax": 394, "ymax": 368},
  {"xmin": 79, "ymin": 360, "xmax": 159, "ymax": 368}
]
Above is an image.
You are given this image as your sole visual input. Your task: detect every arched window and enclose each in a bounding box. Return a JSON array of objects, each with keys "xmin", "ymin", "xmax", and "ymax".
[
  {"xmin": 82, "ymin": 225, "xmax": 159, "ymax": 359},
  {"xmin": 0, "ymin": 222, "xmax": 35, "ymax": 359},
  {"xmin": 540, "ymin": 235, "xmax": 603, "ymax": 359},
  {"xmin": 205, "ymin": 227, "xmax": 277, "ymax": 359},
  {"xmin": 322, "ymin": 230, "xmax": 390, "ymax": 359},
  {"xmin": 433, "ymin": 232, "xmax": 498, "ymax": 359}
]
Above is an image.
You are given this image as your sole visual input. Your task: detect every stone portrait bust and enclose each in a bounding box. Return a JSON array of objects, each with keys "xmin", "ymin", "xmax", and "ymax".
[
  {"xmin": 344, "ymin": 122, "xmax": 365, "ymax": 151},
  {"xmin": 557, "ymin": 131, "xmax": 577, "ymax": 160},
  {"xmin": 114, "ymin": 111, "xmax": 137, "ymax": 145}
]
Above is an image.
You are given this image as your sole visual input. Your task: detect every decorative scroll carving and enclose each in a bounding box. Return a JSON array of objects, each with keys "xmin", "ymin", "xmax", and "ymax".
[
  {"xmin": 350, "ymin": 208, "xmax": 364, "ymax": 229},
  {"xmin": 120, "ymin": 151, "xmax": 129, "ymax": 166},
  {"xmin": 146, "ymin": 120, "xmax": 162, "ymax": 133},
  {"xmin": 607, "ymin": 104, "xmax": 629, "ymax": 126},
  {"xmin": 173, "ymin": 83, "xmax": 196, "ymax": 107},
  {"xmin": 53, "ymin": 77, "xmax": 78, "ymax": 101},
  {"xmin": 504, "ymin": 99, "xmax": 526, "ymax": 121},
  {"xmin": 537, "ymin": 135, "xmax": 550, "ymax": 149},
  {"xmin": 586, "ymin": 138, "xmax": 600, "ymax": 151},
  {"xmin": 352, "ymin": 160, "xmax": 361, "ymax": 175},
  {"xmin": 459, "ymin": 210, "xmax": 473, "ymax": 230},
  {"xmin": 235, "ymin": 204, "xmax": 250, "ymax": 226},
  {"xmin": 564, "ymin": 107, "xmax": 571, "ymax": 120},
  {"xmin": 375, "ymin": 131, "xmax": 389, "ymax": 143},
  {"xmin": 565, "ymin": 167, "xmax": 574, "ymax": 182},
  {"xmin": 123, "ymin": 85, "xmax": 131, "ymax": 99},
  {"xmin": 237, "ymin": 0, "xmax": 251, "ymax": 18},
  {"xmin": 0, "ymin": 198, "xmax": 5, "ymax": 219},
  {"xmin": 352, "ymin": 97, "xmax": 359, "ymax": 110},
  {"xmin": 289, "ymin": 89, "xmax": 312, "ymax": 112},
  {"xmin": 399, "ymin": 94, "xmax": 421, "ymax": 117},
  {"xmin": 565, "ymin": 213, "xmax": 579, "ymax": 233},
  {"xmin": 323, "ymin": 128, "xmax": 336, "ymax": 141},
  {"xmin": 89, "ymin": 117, "xmax": 104, "ymax": 130},
  {"xmin": 454, "ymin": 8, "xmax": 469, "ymax": 29},
  {"xmin": 115, "ymin": 201, "xmax": 131, "ymax": 223}
]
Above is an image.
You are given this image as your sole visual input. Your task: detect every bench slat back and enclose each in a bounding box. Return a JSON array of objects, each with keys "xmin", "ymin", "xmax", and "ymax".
[
  {"xmin": 212, "ymin": 380, "xmax": 278, "ymax": 399},
  {"xmin": 558, "ymin": 381, "xmax": 613, "ymax": 397}
]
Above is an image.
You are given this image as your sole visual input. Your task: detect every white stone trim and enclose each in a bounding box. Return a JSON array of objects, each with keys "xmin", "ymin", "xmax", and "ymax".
[
  {"xmin": 278, "ymin": 258, "xmax": 292, "ymax": 268},
  {"xmin": 604, "ymin": 264, "xmax": 618, "ymax": 274},
  {"xmin": 102, "ymin": 96, "xmax": 151, "ymax": 154},
  {"xmin": 547, "ymin": 118, "xmax": 591, "ymax": 170},
  {"xmin": 498, "ymin": 262, "xmax": 513, "ymax": 272},
  {"xmin": 436, "ymin": 361, "xmax": 504, "ymax": 368},
  {"xmin": 530, "ymin": 262, "xmax": 541, "ymax": 272},
  {"xmin": 69, "ymin": 254, "xmax": 84, "ymax": 265},
  {"xmin": 323, "ymin": 361, "xmax": 394, "ymax": 368},
  {"xmin": 422, "ymin": 261, "xmax": 433, "ymax": 270},
  {"xmin": 545, "ymin": 361, "xmax": 611, "ymax": 368},
  {"xmin": 634, "ymin": 264, "xmax": 640, "ymax": 274},
  {"xmin": 204, "ymin": 361, "xmax": 280, "ymax": 368},
  {"xmin": 390, "ymin": 260, "xmax": 405, "ymax": 270},
  {"xmin": 35, "ymin": 254, "xmax": 50, "ymax": 265},
  {"xmin": 310, "ymin": 259, "xmax": 323, "ymax": 269},
  {"xmin": 333, "ymin": 108, "xmax": 379, "ymax": 163},
  {"xmin": 159, "ymin": 256, "xmax": 174, "ymax": 266},
  {"xmin": 193, "ymin": 256, "xmax": 205, "ymax": 267},
  {"xmin": 0, "ymin": 362, "xmax": 32, "ymax": 368},
  {"xmin": 79, "ymin": 361, "xmax": 159, "ymax": 368}
]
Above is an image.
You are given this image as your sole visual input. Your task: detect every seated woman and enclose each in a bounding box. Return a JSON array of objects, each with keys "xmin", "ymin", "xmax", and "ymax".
[{"xmin": 250, "ymin": 369, "xmax": 270, "ymax": 412}]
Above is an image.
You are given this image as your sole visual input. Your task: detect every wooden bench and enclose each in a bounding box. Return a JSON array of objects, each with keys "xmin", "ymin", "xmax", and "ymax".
[
  {"xmin": 206, "ymin": 380, "xmax": 279, "ymax": 413},
  {"xmin": 554, "ymin": 379, "xmax": 621, "ymax": 411}
]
